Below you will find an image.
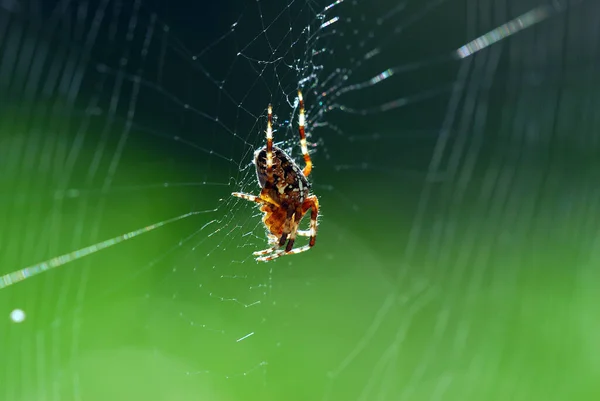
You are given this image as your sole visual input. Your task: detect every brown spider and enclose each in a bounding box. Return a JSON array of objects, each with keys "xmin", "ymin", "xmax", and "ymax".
[{"xmin": 232, "ymin": 90, "xmax": 319, "ymax": 262}]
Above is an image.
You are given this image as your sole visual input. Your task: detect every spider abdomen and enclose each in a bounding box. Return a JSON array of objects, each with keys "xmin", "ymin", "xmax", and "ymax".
[{"xmin": 255, "ymin": 146, "xmax": 310, "ymax": 203}]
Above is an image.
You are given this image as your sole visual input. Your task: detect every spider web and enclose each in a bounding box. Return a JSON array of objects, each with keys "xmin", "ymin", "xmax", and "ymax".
[{"xmin": 1, "ymin": 0, "xmax": 599, "ymax": 400}]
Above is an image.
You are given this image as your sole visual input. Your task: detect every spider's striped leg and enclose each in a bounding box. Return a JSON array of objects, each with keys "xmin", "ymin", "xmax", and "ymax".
[
  {"xmin": 255, "ymin": 228, "xmax": 291, "ymax": 261},
  {"xmin": 232, "ymin": 192, "xmax": 270, "ymax": 205},
  {"xmin": 253, "ymin": 247, "xmax": 277, "ymax": 257},
  {"xmin": 271, "ymin": 244, "xmax": 313, "ymax": 259},
  {"xmin": 255, "ymin": 243, "xmax": 311, "ymax": 262},
  {"xmin": 296, "ymin": 89, "xmax": 313, "ymax": 177},
  {"xmin": 253, "ymin": 225, "xmax": 289, "ymax": 258},
  {"xmin": 282, "ymin": 207, "xmax": 303, "ymax": 252},
  {"xmin": 303, "ymin": 195, "xmax": 319, "ymax": 247},
  {"xmin": 256, "ymin": 249, "xmax": 288, "ymax": 262},
  {"xmin": 252, "ymin": 235, "xmax": 280, "ymax": 257},
  {"xmin": 275, "ymin": 204, "xmax": 318, "ymax": 259},
  {"xmin": 265, "ymin": 104, "xmax": 275, "ymax": 188},
  {"xmin": 255, "ymin": 232, "xmax": 295, "ymax": 261}
]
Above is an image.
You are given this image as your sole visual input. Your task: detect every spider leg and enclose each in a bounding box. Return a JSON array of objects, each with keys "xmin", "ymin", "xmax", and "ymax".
[
  {"xmin": 297, "ymin": 90, "xmax": 313, "ymax": 177},
  {"xmin": 303, "ymin": 195, "xmax": 319, "ymax": 248},
  {"xmin": 283, "ymin": 207, "xmax": 303, "ymax": 252},
  {"xmin": 279, "ymin": 232, "xmax": 289, "ymax": 247},
  {"xmin": 252, "ymin": 234, "xmax": 280, "ymax": 256},
  {"xmin": 255, "ymin": 244, "xmax": 312, "ymax": 262},
  {"xmin": 232, "ymin": 192, "xmax": 272, "ymax": 205},
  {"xmin": 296, "ymin": 206, "xmax": 317, "ymax": 237},
  {"xmin": 259, "ymin": 229, "xmax": 313, "ymax": 262},
  {"xmin": 255, "ymin": 249, "xmax": 288, "ymax": 262},
  {"xmin": 253, "ymin": 246, "xmax": 278, "ymax": 256},
  {"xmin": 265, "ymin": 104, "xmax": 275, "ymax": 188}
]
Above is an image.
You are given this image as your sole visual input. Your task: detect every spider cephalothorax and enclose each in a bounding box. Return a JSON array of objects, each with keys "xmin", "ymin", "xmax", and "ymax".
[{"xmin": 232, "ymin": 90, "xmax": 319, "ymax": 262}]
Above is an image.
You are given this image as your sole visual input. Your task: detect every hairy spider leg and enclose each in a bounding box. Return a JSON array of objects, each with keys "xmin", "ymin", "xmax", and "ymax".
[
  {"xmin": 304, "ymin": 195, "xmax": 318, "ymax": 247},
  {"xmin": 252, "ymin": 245, "xmax": 278, "ymax": 257},
  {"xmin": 265, "ymin": 103, "xmax": 274, "ymax": 187},
  {"xmin": 297, "ymin": 90, "xmax": 312, "ymax": 177},
  {"xmin": 284, "ymin": 197, "xmax": 318, "ymax": 252},
  {"xmin": 252, "ymin": 234, "xmax": 281, "ymax": 256},
  {"xmin": 281, "ymin": 207, "xmax": 303, "ymax": 253},
  {"xmin": 295, "ymin": 199, "xmax": 318, "ymax": 238},
  {"xmin": 231, "ymin": 192, "xmax": 273, "ymax": 206},
  {"xmin": 256, "ymin": 241, "xmax": 312, "ymax": 262}
]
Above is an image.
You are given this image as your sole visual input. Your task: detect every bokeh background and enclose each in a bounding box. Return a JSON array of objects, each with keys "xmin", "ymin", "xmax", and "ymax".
[{"xmin": 1, "ymin": 0, "xmax": 599, "ymax": 400}]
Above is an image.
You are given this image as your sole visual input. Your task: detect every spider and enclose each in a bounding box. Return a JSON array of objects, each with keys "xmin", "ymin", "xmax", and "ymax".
[{"xmin": 232, "ymin": 90, "xmax": 319, "ymax": 262}]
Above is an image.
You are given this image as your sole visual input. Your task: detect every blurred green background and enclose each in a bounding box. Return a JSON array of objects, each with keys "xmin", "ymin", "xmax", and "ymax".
[{"xmin": 1, "ymin": 0, "xmax": 599, "ymax": 400}]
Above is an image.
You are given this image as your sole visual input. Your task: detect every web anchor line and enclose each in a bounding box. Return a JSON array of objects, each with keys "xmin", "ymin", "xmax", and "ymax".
[
  {"xmin": 0, "ymin": 211, "xmax": 207, "ymax": 290},
  {"xmin": 454, "ymin": 1, "xmax": 570, "ymax": 59}
]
